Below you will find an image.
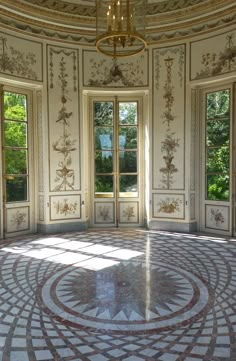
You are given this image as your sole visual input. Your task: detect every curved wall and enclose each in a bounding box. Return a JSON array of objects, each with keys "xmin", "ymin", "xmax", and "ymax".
[{"xmin": 0, "ymin": 22, "xmax": 236, "ymax": 236}]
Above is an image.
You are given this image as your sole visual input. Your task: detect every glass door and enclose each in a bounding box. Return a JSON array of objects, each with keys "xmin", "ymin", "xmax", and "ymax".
[
  {"xmin": 200, "ymin": 86, "xmax": 232, "ymax": 235},
  {"xmin": 90, "ymin": 96, "xmax": 144, "ymax": 227},
  {"xmin": 2, "ymin": 86, "xmax": 35, "ymax": 237}
]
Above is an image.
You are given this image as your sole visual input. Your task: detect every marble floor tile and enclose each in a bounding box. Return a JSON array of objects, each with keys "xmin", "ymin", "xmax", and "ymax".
[{"xmin": 0, "ymin": 229, "xmax": 236, "ymax": 360}]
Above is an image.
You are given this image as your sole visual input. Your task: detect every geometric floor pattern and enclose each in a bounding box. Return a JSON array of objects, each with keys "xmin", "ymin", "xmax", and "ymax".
[{"xmin": 0, "ymin": 229, "xmax": 236, "ymax": 360}]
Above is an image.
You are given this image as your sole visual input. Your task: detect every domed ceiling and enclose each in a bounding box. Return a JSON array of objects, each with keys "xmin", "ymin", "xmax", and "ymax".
[{"xmin": 0, "ymin": 0, "xmax": 235, "ymax": 44}]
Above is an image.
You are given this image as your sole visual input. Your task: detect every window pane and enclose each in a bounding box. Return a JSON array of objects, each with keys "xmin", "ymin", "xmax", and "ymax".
[
  {"xmin": 206, "ymin": 119, "xmax": 229, "ymax": 146},
  {"xmin": 4, "ymin": 121, "xmax": 27, "ymax": 147},
  {"xmin": 6, "ymin": 176, "xmax": 28, "ymax": 202},
  {"xmin": 120, "ymin": 175, "xmax": 137, "ymax": 193},
  {"xmin": 207, "ymin": 89, "xmax": 230, "ymax": 119},
  {"xmin": 95, "ymin": 151, "xmax": 113, "ymax": 173},
  {"xmin": 119, "ymin": 102, "xmax": 137, "ymax": 125},
  {"xmin": 206, "ymin": 146, "xmax": 229, "ymax": 173},
  {"xmin": 5, "ymin": 149, "xmax": 28, "ymax": 174},
  {"xmin": 95, "ymin": 175, "xmax": 113, "ymax": 193},
  {"xmin": 94, "ymin": 102, "xmax": 113, "ymax": 126},
  {"xmin": 95, "ymin": 127, "xmax": 113, "ymax": 150},
  {"xmin": 4, "ymin": 92, "xmax": 27, "ymax": 121},
  {"xmin": 119, "ymin": 127, "xmax": 137, "ymax": 149},
  {"xmin": 119, "ymin": 151, "xmax": 137, "ymax": 173},
  {"xmin": 207, "ymin": 174, "xmax": 229, "ymax": 201}
]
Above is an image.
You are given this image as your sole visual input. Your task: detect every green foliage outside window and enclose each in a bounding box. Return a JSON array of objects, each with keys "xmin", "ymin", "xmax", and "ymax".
[
  {"xmin": 94, "ymin": 101, "xmax": 138, "ymax": 194},
  {"xmin": 3, "ymin": 91, "xmax": 28, "ymax": 202},
  {"xmin": 206, "ymin": 89, "xmax": 230, "ymax": 201}
]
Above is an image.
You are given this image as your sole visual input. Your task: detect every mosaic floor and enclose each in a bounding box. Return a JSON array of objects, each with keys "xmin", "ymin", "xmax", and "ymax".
[{"xmin": 0, "ymin": 229, "xmax": 236, "ymax": 361}]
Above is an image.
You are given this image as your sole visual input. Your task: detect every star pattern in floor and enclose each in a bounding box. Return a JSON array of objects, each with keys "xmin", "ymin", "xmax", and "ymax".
[{"xmin": 0, "ymin": 229, "xmax": 236, "ymax": 360}]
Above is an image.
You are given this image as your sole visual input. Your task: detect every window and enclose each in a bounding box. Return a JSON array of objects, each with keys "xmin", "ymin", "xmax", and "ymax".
[
  {"xmin": 3, "ymin": 91, "xmax": 29, "ymax": 202},
  {"xmin": 205, "ymin": 89, "xmax": 230, "ymax": 201},
  {"xmin": 94, "ymin": 100, "xmax": 139, "ymax": 198}
]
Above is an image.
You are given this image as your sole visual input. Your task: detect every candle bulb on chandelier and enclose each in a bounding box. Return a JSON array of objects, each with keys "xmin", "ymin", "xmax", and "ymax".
[
  {"xmin": 117, "ymin": 0, "xmax": 121, "ymax": 21},
  {"xmin": 107, "ymin": 5, "xmax": 112, "ymax": 31},
  {"xmin": 130, "ymin": 13, "xmax": 133, "ymax": 31},
  {"xmin": 107, "ymin": 10, "xmax": 110, "ymax": 30}
]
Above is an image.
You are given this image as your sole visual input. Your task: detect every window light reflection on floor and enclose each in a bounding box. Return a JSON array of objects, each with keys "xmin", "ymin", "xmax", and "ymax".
[
  {"xmin": 74, "ymin": 257, "xmax": 120, "ymax": 271},
  {"xmin": 106, "ymin": 249, "xmax": 143, "ymax": 260},
  {"xmin": 47, "ymin": 240, "xmax": 94, "ymax": 250},
  {"xmin": 2, "ymin": 237, "xmax": 143, "ymax": 271},
  {"xmin": 77, "ymin": 244, "xmax": 118, "ymax": 255},
  {"xmin": 47, "ymin": 251, "xmax": 92, "ymax": 265},
  {"xmin": 31, "ymin": 237, "xmax": 67, "ymax": 246},
  {"xmin": 138, "ymin": 229, "xmax": 228, "ymax": 243},
  {"xmin": 21, "ymin": 248, "xmax": 64, "ymax": 259}
]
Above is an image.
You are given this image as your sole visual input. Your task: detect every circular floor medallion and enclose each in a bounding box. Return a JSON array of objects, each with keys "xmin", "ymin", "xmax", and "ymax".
[{"xmin": 38, "ymin": 261, "xmax": 211, "ymax": 333}]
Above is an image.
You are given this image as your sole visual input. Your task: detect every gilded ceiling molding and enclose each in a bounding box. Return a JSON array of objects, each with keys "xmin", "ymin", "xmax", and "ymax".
[
  {"xmin": 147, "ymin": 8, "xmax": 236, "ymax": 44},
  {"xmin": 0, "ymin": 0, "xmax": 207, "ymax": 17},
  {"xmin": 148, "ymin": 1, "xmax": 236, "ymax": 27},
  {"xmin": 0, "ymin": 0, "xmax": 234, "ymax": 29},
  {"xmin": 0, "ymin": 0, "xmax": 94, "ymax": 28},
  {"xmin": 148, "ymin": 0, "xmax": 234, "ymax": 15},
  {"xmin": 3, "ymin": 0, "xmax": 222, "ymax": 18},
  {"xmin": 0, "ymin": 8, "xmax": 95, "ymax": 38},
  {"xmin": 148, "ymin": 0, "xmax": 206, "ymax": 14},
  {"xmin": 1, "ymin": 0, "xmax": 95, "ymax": 16},
  {"xmin": 0, "ymin": 1, "xmax": 235, "ymax": 45},
  {"xmin": 0, "ymin": 16, "xmax": 95, "ymax": 45}
]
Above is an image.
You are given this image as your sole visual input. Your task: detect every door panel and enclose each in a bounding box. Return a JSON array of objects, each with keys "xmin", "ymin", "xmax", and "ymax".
[{"xmin": 90, "ymin": 96, "xmax": 144, "ymax": 227}]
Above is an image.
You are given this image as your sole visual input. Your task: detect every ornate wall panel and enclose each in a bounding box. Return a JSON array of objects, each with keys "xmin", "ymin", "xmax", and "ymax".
[
  {"xmin": 38, "ymin": 195, "xmax": 44, "ymax": 222},
  {"xmin": 83, "ymin": 50, "xmax": 148, "ymax": 88},
  {"xmin": 6, "ymin": 207, "xmax": 29, "ymax": 233},
  {"xmin": 190, "ymin": 194, "xmax": 195, "ymax": 220},
  {"xmin": 37, "ymin": 91, "xmax": 44, "ymax": 193},
  {"xmin": 47, "ymin": 45, "xmax": 80, "ymax": 192},
  {"xmin": 190, "ymin": 89, "xmax": 196, "ymax": 192},
  {"xmin": 205, "ymin": 204, "xmax": 229, "ymax": 232},
  {"xmin": 94, "ymin": 202, "xmax": 115, "ymax": 224},
  {"xmin": 152, "ymin": 194, "xmax": 185, "ymax": 219},
  {"xmin": 152, "ymin": 45, "xmax": 185, "ymax": 191},
  {"xmin": 50, "ymin": 195, "xmax": 81, "ymax": 221},
  {"xmin": 0, "ymin": 32, "xmax": 43, "ymax": 81},
  {"xmin": 190, "ymin": 30, "xmax": 236, "ymax": 80},
  {"xmin": 119, "ymin": 202, "xmax": 139, "ymax": 224}
]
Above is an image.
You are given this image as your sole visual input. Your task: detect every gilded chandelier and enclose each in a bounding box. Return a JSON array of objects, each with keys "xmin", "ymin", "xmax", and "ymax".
[{"xmin": 96, "ymin": 0, "xmax": 147, "ymax": 58}]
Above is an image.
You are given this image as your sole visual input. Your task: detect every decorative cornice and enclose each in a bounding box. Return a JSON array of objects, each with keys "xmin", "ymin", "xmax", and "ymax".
[
  {"xmin": 0, "ymin": 0, "xmax": 235, "ymax": 45},
  {"xmin": 148, "ymin": 0, "xmax": 236, "ymax": 26},
  {"xmin": 0, "ymin": 0, "xmax": 234, "ymax": 27},
  {"xmin": 1, "ymin": 0, "xmax": 209, "ymax": 17}
]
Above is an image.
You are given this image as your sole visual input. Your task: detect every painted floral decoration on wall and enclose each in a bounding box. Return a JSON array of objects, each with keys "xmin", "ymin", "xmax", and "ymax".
[
  {"xmin": 54, "ymin": 199, "xmax": 78, "ymax": 216},
  {"xmin": 122, "ymin": 205, "xmax": 135, "ymax": 221},
  {"xmin": 158, "ymin": 198, "xmax": 181, "ymax": 214},
  {"xmin": 159, "ymin": 57, "xmax": 180, "ymax": 189},
  {"xmin": 195, "ymin": 33, "xmax": 236, "ymax": 79},
  {"xmin": 210, "ymin": 208, "xmax": 225, "ymax": 226},
  {"xmin": 0, "ymin": 37, "xmax": 38, "ymax": 80},
  {"xmin": 10, "ymin": 210, "xmax": 27, "ymax": 229},
  {"xmin": 87, "ymin": 57, "xmax": 145, "ymax": 87},
  {"xmin": 49, "ymin": 48, "xmax": 78, "ymax": 191},
  {"xmin": 98, "ymin": 206, "xmax": 111, "ymax": 221}
]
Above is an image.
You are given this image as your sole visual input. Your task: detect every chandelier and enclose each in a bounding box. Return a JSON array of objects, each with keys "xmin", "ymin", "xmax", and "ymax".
[{"xmin": 96, "ymin": 0, "xmax": 147, "ymax": 58}]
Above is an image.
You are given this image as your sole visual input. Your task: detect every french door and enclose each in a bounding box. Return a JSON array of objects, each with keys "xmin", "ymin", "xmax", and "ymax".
[
  {"xmin": 200, "ymin": 84, "xmax": 233, "ymax": 235},
  {"xmin": 90, "ymin": 95, "xmax": 144, "ymax": 227},
  {"xmin": 1, "ymin": 86, "xmax": 35, "ymax": 237}
]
